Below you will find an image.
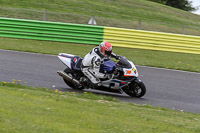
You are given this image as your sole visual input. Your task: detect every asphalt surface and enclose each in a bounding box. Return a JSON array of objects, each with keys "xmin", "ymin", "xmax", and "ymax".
[{"xmin": 1, "ymin": 49, "xmax": 200, "ymax": 113}]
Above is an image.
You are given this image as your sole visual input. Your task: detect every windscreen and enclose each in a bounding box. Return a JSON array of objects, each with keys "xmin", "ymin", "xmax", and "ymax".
[{"xmin": 117, "ymin": 57, "xmax": 132, "ymax": 69}]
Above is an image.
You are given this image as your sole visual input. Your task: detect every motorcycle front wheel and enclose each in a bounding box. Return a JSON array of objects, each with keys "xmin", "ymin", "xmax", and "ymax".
[{"xmin": 123, "ymin": 80, "xmax": 146, "ymax": 98}]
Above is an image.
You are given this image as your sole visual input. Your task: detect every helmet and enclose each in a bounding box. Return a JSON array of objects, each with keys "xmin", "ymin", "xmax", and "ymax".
[{"xmin": 99, "ymin": 41, "xmax": 112, "ymax": 58}]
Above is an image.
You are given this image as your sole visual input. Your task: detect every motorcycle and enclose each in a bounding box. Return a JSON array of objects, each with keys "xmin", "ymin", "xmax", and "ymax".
[{"xmin": 57, "ymin": 53, "xmax": 146, "ymax": 98}]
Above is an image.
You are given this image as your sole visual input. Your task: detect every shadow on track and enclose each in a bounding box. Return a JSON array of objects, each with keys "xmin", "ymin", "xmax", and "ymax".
[{"xmin": 57, "ymin": 87, "xmax": 148, "ymax": 102}]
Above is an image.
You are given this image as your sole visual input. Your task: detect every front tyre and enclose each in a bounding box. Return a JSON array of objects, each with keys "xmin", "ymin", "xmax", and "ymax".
[{"xmin": 123, "ymin": 80, "xmax": 146, "ymax": 98}]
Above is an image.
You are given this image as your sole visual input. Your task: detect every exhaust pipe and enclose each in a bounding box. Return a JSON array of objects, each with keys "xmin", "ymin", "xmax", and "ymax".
[{"xmin": 57, "ymin": 71, "xmax": 81, "ymax": 86}]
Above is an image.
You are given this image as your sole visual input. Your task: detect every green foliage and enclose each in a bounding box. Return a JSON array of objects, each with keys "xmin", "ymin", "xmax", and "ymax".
[
  {"xmin": 148, "ymin": 0, "xmax": 196, "ymax": 11},
  {"xmin": 166, "ymin": 0, "xmax": 196, "ymax": 11}
]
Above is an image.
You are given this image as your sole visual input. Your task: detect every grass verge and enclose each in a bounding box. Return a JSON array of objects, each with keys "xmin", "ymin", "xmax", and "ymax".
[
  {"xmin": 0, "ymin": 82, "xmax": 200, "ymax": 133},
  {"xmin": 0, "ymin": 37, "xmax": 200, "ymax": 73},
  {"xmin": 0, "ymin": 0, "xmax": 200, "ymax": 35}
]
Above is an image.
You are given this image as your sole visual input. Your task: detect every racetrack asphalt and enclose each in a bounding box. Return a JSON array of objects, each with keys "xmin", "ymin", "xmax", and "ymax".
[{"xmin": 0, "ymin": 49, "xmax": 200, "ymax": 113}]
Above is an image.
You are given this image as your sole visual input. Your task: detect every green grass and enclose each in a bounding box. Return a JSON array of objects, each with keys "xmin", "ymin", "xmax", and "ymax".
[
  {"xmin": 0, "ymin": 82, "xmax": 200, "ymax": 133},
  {"xmin": 0, "ymin": 0, "xmax": 200, "ymax": 35},
  {"xmin": 1, "ymin": 1, "xmax": 200, "ymax": 132},
  {"xmin": 0, "ymin": 37, "xmax": 200, "ymax": 73}
]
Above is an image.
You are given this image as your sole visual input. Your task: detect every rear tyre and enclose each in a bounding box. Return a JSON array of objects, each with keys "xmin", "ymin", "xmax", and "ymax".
[
  {"xmin": 123, "ymin": 81, "xmax": 146, "ymax": 98},
  {"xmin": 63, "ymin": 68, "xmax": 84, "ymax": 90}
]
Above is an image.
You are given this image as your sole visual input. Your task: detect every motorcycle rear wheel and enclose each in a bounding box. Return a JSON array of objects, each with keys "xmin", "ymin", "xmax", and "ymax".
[
  {"xmin": 63, "ymin": 68, "xmax": 84, "ymax": 90},
  {"xmin": 123, "ymin": 81, "xmax": 146, "ymax": 98}
]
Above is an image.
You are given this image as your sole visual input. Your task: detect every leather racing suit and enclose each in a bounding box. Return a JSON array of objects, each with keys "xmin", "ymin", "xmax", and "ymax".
[{"xmin": 81, "ymin": 46, "xmax": 119, "ymax": 85}]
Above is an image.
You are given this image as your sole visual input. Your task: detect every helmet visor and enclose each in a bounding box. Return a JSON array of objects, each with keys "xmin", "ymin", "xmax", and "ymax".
[{"xmin": 105, "ymin": 50, "xmax": 112, "ymax": 57}]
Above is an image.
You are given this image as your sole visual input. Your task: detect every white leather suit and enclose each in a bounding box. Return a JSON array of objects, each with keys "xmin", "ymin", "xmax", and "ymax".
[
  {"xmin": 81, "ymin": 46, "xmax": 118, "ymax": 85},
  {"xmin": 81, "ymin": 47, "xmax": 106, "ymax": 84}
]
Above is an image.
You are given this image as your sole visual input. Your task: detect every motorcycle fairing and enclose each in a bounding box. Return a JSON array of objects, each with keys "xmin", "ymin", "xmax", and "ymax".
[
  {"xmin": 123, "ymin": 61, "xmax": 138, "ymax": 77},
  {"xmin": 58, "ymin": 53, "xmax": 75, "ymax": 69},
  {"xmin": 101, "ymin": 79, "xmax": 130, "ymax": 89},
  {"xmin": 71, "ymin": 57, "xmax": 83, "ymax": 71}
]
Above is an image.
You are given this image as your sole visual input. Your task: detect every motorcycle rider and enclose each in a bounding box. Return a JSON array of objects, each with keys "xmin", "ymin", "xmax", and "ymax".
[{"xmin": 81, "ymin": 41, "xmax": 120, "ymax": 88}]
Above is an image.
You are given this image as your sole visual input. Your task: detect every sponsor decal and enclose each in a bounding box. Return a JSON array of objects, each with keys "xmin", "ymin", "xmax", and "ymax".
[
  {"xmin": 112, "ymin": 80, "xmax": 128, "ymax": 86},
  {"xmin": 126, "ymin": 70, "xmax": 132, "ymax": 74},
  {"xmin": 73, "ymin": 58, "xmax": 77, "ymax": 63},
  {"xmin": 133, "ymin": 68, "xmax": 137, "ymax": 74}
]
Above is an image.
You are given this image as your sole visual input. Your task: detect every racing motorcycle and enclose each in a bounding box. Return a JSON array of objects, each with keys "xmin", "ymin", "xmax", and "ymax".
[{"xmin": 57, "ymin": 53, "xmax": 146, "ymax": 98}]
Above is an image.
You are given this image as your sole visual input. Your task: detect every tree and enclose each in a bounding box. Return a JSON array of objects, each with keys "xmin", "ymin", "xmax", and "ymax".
[
  {"xmin": 165, "ymin": 0, "xmax": 196, "ymax": 11},
  {"xmin": 148, "ymin": 0, "xmax": 196, "ymax": 12}
]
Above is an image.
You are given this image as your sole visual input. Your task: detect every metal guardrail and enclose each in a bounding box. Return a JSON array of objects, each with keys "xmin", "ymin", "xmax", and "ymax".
[
  {"xmin": 104, "ymin": 27, "xmax": 200, "ymax": 55},
  {"xmin": 0, "ymin": 17, "xmax": 200, "ymax": 54},
  {"xmin": 0, "ymin": 17, "xmax": 103, "ymax": 45}
]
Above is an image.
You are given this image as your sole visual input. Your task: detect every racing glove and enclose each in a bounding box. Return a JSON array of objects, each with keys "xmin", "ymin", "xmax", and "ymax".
[
  {"xmin": 115, "ymin": 55, "xmax": 121, "ymax": 60},
  {"xmin": 111, "ymin": 53, "xmax": 121, "ymax": 60}
]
